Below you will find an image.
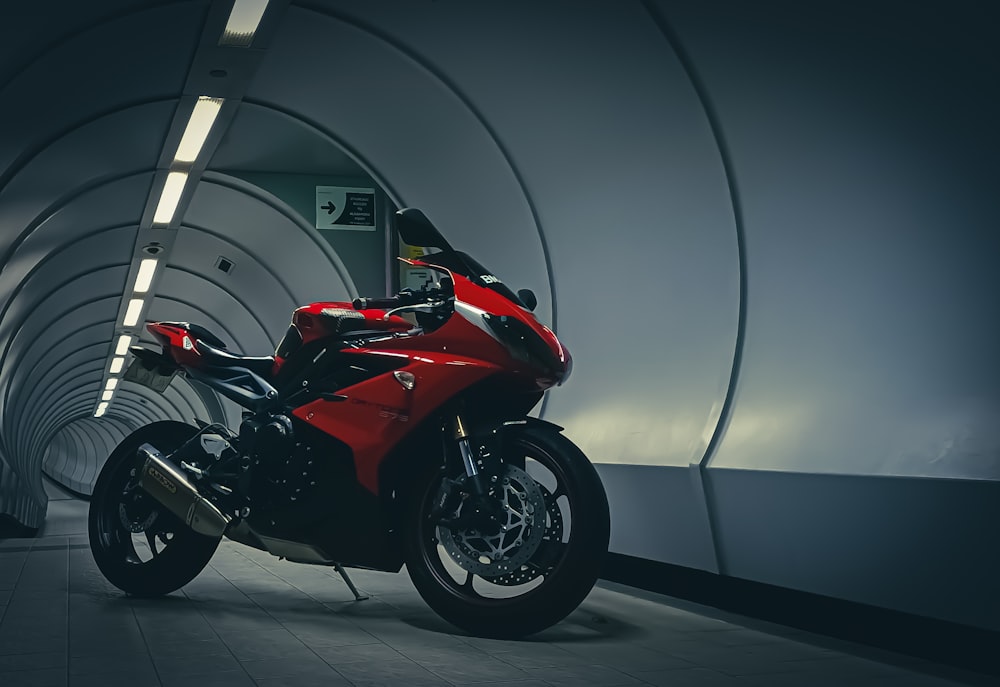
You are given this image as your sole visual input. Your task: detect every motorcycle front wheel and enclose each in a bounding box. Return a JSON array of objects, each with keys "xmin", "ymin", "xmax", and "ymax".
[
  {"xmin": 89, "ymin": 421, "xmax": 220, "ymax": 596},
  {"xmin": 404, "ymin": 424, "xmax": 610, "ymax": 638}
]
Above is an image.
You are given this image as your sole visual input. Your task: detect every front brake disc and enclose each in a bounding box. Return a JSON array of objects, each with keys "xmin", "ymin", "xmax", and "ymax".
[
  {"xmin": 482, "ymin": 483, "xmax": 564, "ymax": 586},
  {"xmin": 437, "ymin": 463, "xmax": 546, "ymax": 576}
]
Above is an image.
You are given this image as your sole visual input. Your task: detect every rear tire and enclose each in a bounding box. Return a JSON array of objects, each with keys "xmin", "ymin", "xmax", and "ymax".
[
  {"xmin": 88, "ymin": 421, "xmax": 220, "ymax": 596},
  {"xmin": 404, "ymin": 425, "xmax": 610, "ymax": 638}
]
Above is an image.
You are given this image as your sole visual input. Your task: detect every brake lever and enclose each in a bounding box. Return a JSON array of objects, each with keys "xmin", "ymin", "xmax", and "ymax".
[{"xmin": 382, "ymin": 301, "xmax": 448, "ymax": 320}]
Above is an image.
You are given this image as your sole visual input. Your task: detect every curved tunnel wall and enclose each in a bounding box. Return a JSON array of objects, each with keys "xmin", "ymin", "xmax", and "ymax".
[
  {"xmin": 0, "ymin": 0, "xmax": 211, "ymax": 527},
  {"xmin": 0, "ymin": 1, "xmax": 364, "ymax": 525},
  {"xmin": 241, "ymin": 0, "xmax": 999, "ymax": 629},
  {"xmin": 0, "ymin": 0, "xmax": 996, "ymax": 632}
]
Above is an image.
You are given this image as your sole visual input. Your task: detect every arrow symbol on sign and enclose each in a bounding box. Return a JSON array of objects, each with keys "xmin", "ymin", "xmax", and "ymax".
[{"xmin": 321, "ymin": 201, "xmax": 337, "ymax": 214}]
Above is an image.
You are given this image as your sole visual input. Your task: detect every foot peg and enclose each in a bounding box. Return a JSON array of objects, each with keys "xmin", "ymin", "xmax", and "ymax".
[{"xmin": 334, "ymin": 563, "xmax": 369, "ymax": 601}]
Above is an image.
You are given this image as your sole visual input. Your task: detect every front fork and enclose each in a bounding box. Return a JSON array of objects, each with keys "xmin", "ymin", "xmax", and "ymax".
[
  {"xmin": 454, "ymin": 414, "xmax": 489, "ymax": 496},
  {"xmin": 428, "ymin": 413, "xmax": 501, "ymax": 530}
]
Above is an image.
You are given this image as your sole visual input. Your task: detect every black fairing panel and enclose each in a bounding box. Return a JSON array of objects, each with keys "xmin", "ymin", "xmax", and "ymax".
[
  {"xmin": 275, "ymin": 324, "xmax": 302, "ymax": 359},
  {"xmin": 245, "ymin": 419, "xmax": 403, "ymax": 571},
  {"xmin": 273, "ymin": 336, "xmax": 403, "ymax": 401}
]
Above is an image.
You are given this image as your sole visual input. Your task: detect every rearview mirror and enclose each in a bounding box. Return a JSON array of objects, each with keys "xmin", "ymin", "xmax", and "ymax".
[{"xmin": 517, "ymin": 288, "xmax": 537, "ymax": 312}]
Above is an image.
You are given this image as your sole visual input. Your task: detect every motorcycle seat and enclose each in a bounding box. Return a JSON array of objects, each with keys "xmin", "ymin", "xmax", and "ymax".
[{"xmin": 195, "ymin": 339, "xmax": 275, "ymax": 378}]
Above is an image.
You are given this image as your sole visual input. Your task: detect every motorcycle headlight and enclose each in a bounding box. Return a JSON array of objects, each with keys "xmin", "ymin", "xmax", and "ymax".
[{"xmin": 482, "ymin": 314, "xmax": 570, "ymax": 383}]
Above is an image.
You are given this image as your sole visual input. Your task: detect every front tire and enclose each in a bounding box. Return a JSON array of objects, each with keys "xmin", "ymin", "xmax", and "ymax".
[
  {"xmin": 404, "ymin": 425, "xmax": 610, "ymax": 638},
  {"xmin": 89, "ymin": 421, "xmax": 220, "ymax": 596}
]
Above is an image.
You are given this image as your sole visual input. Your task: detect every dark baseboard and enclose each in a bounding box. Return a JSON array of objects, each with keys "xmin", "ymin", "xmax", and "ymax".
[
  {"xmin": 0, "ymin": 514, "xmax": 38, "ymax": 539},
  {"xmin": 601, "ymin": 552, "xmax": 998, "ymax": 677}
]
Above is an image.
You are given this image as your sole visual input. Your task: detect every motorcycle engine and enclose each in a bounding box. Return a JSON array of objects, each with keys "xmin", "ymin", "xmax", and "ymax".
[
  {"xmin": 240, "ymin": 413, "xmax": 294, "ymax": 461},
  {"xmin": 239, "ymin": 413, "xmax": 327, "ymax": 526}
]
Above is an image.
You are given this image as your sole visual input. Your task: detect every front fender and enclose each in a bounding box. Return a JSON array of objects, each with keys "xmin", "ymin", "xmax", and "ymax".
[{"xmin": 499, "ymin": 417, "xmax": 564, "ymax": 433}]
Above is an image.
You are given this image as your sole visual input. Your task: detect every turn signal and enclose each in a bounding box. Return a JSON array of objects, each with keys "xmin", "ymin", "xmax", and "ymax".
[{"xmin": 393, "ymin": 371, "xmax": 415, "ymax": 390}]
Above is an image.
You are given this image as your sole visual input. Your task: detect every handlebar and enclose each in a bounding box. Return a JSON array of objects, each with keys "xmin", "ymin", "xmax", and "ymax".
[
  {"xmin": 353, "ymin": 279, "xmax": 453, "ymax": 312},
  {"xmin": 352, "ymin": 295, "xmax": 403, "ymax": 310}
]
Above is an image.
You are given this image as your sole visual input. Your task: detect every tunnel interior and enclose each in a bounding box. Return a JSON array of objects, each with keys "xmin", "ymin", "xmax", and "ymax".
[{"xmin": 0, "ymin": 0, "xmax": 997, "ymax": 658}]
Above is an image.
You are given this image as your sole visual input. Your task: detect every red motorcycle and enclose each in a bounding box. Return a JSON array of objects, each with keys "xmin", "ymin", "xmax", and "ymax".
[{"xmin": 89, "ymin": 208, "xmax": 610, "ymax": 637}]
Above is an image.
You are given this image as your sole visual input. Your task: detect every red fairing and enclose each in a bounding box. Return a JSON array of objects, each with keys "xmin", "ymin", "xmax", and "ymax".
[
  {"xmin": 147, "ymin": 265, "xmax": 570, "ymax": 498},
  {"xmin": 292, "ymin": 352, "xmax": 498, "ymax": 494},
  {"xmin": 147, "ymin": 322, "xmax": 205, "ymax": 369},
  {"xmin": 376, "ymin": 263, "xmax": 571, "ymax": 390},
  {"xmin": 295, "ymin": 269, "xmax": 571, "ymax": 495}
]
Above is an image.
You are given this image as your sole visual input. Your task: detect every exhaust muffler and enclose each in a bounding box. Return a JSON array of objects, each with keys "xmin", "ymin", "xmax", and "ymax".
[{"xmin": 137, "ymin": 443, "xmax": 230, "ymax": 538}]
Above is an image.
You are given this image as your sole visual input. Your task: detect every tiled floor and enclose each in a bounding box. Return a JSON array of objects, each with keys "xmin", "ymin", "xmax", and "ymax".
[{"xmin": 0, "ymin": 484, "xmax": 992, "ymax": 687}]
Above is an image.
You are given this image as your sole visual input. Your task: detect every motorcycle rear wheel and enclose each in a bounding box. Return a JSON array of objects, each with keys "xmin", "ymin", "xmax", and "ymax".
[
  {"xmin": 89, "ymin": 421, "xmax": 220, "ymax": 596},
  {"xmin": 404, "ymin": 425, "xmax": 610, "ymax": 638}
]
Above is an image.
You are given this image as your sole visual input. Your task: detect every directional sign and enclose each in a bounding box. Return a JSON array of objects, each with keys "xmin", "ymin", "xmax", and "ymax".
[{"xmin": 315, "ymin": 186, "xmax": 376, "ymax": 231}]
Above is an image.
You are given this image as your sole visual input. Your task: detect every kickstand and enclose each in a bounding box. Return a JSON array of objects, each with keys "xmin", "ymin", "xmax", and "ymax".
[{"xmin": 334, "ymin": 563, "xmax": 369, "ymax": 601}]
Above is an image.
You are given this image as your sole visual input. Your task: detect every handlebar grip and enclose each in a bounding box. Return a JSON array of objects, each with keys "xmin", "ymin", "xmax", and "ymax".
[{"xmin": 352, "ymin": 295, "xmax": 400, "ymax": 310}]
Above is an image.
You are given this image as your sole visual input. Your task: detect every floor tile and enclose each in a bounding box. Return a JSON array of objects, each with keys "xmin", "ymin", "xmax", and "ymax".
[
  {"xmin": 334, "ymin": 657, "xmax": 452, "ymax": 686},
  {"xmin": 632, "ymin": 666, "xmax": 745, "ymax": 686},
  {"xmin": 523, "ymin": 663, "xmax": 643, "ymax": 686},
  {"xmin": 153, "ymin": 652, "xmax": 243, "ymax": 678},
  {"xmin": 312, "ymin": 641, "xmax": 404, "ymax": 664},
  {"xmin": 0, "ymin": 667, "xmax": 67, "ymax": 687},
  {"xmin": 0, "ymin": 651, "xmax": 68, "ymax": 672},
  {"xmin": 254, "ymin": 674, "xmax": 353, "ymax": 687},
  {"xmin": 240, "ymin": 653, "xmax": 343, "ymax": 679},
  {"xmin": 0, "ymin": 509, "xmax": 989, "ymax": 687},
  {"xmin": 422, "ymin": 655, "xmax": 533, "ymax": 684},
  {"xmin": 159, "ymin": 669, "xmax": 255, "ymax": 687}
]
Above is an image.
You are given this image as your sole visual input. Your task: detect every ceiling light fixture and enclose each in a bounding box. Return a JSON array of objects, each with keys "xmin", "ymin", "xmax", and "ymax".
[
  {"xmin": 115, "ymin": 335, "xmax": 132, "ymax": 356},
  {"xmin": 174, "ymin": 97, "xmax": 223, "ymax": 163},
  {"xmin": 220, "ymin": 0, "xmax": 270, "ymax": 47},
  {"xmin": 105, "ymin": 378, "xmax": 119, "ymax": 391},
  {"xmin": 133, "ymin": 258, "xmax": 158, "ymax": 294},
  {"xmin": 152, "ymin": 171, "xmax": 188, "ymax": 225},
  {"xmin": 94, "ymin": 402, "xmax": 108, "ymax": 418},
  {"xmin": 109, "ymin": 357, "xmax": 125, "ymax": 374},
  {"xmin": 122, "ymin": 298, "xmax": 145, "ymax": 327},
  {"xmin": 101, "ymin": 390, "xmax": 114, "ymax": 401}
]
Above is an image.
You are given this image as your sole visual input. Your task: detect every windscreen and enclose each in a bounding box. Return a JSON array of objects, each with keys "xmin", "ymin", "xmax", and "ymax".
[{"xmin": 419, "ymin": 250, "xmax": 526, "ymax": 308}]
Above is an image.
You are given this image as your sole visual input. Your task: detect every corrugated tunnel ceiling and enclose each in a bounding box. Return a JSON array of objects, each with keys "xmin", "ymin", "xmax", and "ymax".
[{"xmin": 0, "ymin": 0, "xmax": 378, "ymax": 528}]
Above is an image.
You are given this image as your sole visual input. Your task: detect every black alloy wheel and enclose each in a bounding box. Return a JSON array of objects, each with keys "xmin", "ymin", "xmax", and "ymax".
[
  {"xmin": 89, "ymin": 421, "xmax": 220, "ymax": 596},
  {"xmin": 404, "ymin": 425, "xmax": 610, "ymax": 638}
]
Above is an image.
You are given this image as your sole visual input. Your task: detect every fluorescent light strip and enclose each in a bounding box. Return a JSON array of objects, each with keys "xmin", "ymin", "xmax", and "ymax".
[
  {"xmin": 95, "ymin": 402, "xmax": 109, "ymax": 417},
  {"xmin": 101, "ymin": 390, "xmax": 114, "ymax": 402},
  {"xmin": 122, "ymin": 299, "xmax": 145, "ymax": 327},
  {"xmin": 174, "ymin": 97, "xmax": 223, "ymax": 163},
  {"xmin": 109, "ymin": 357, "xmax": 125, "ymax": 374},
  {"xmin": 105, "ymin": 378, "xmax": 118, "ymax": 391},
  {"xmin": 220, "ymin": 0, "xmax": 269, "ymax": 47},
  {"xmin": 152, "ymin": 171, "xmax": 188, "ymax": 225},
  {"xmin": 133, "ymin": 258, "xmax": 158, "ymax": 294},
  {"xmin": 115, "ymin": 335, "xmax": 132, "ymax": 356}
]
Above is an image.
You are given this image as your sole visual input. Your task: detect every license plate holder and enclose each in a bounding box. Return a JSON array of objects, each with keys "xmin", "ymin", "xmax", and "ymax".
[{"xmin": 123, "ymin": 354, "xmax": 178, "ymax": 393}]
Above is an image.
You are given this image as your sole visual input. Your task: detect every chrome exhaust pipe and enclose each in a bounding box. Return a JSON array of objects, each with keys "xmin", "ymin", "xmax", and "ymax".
[{"xmin": 137, "ymin": 443, "xmax": 230, "ymax": 538}]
